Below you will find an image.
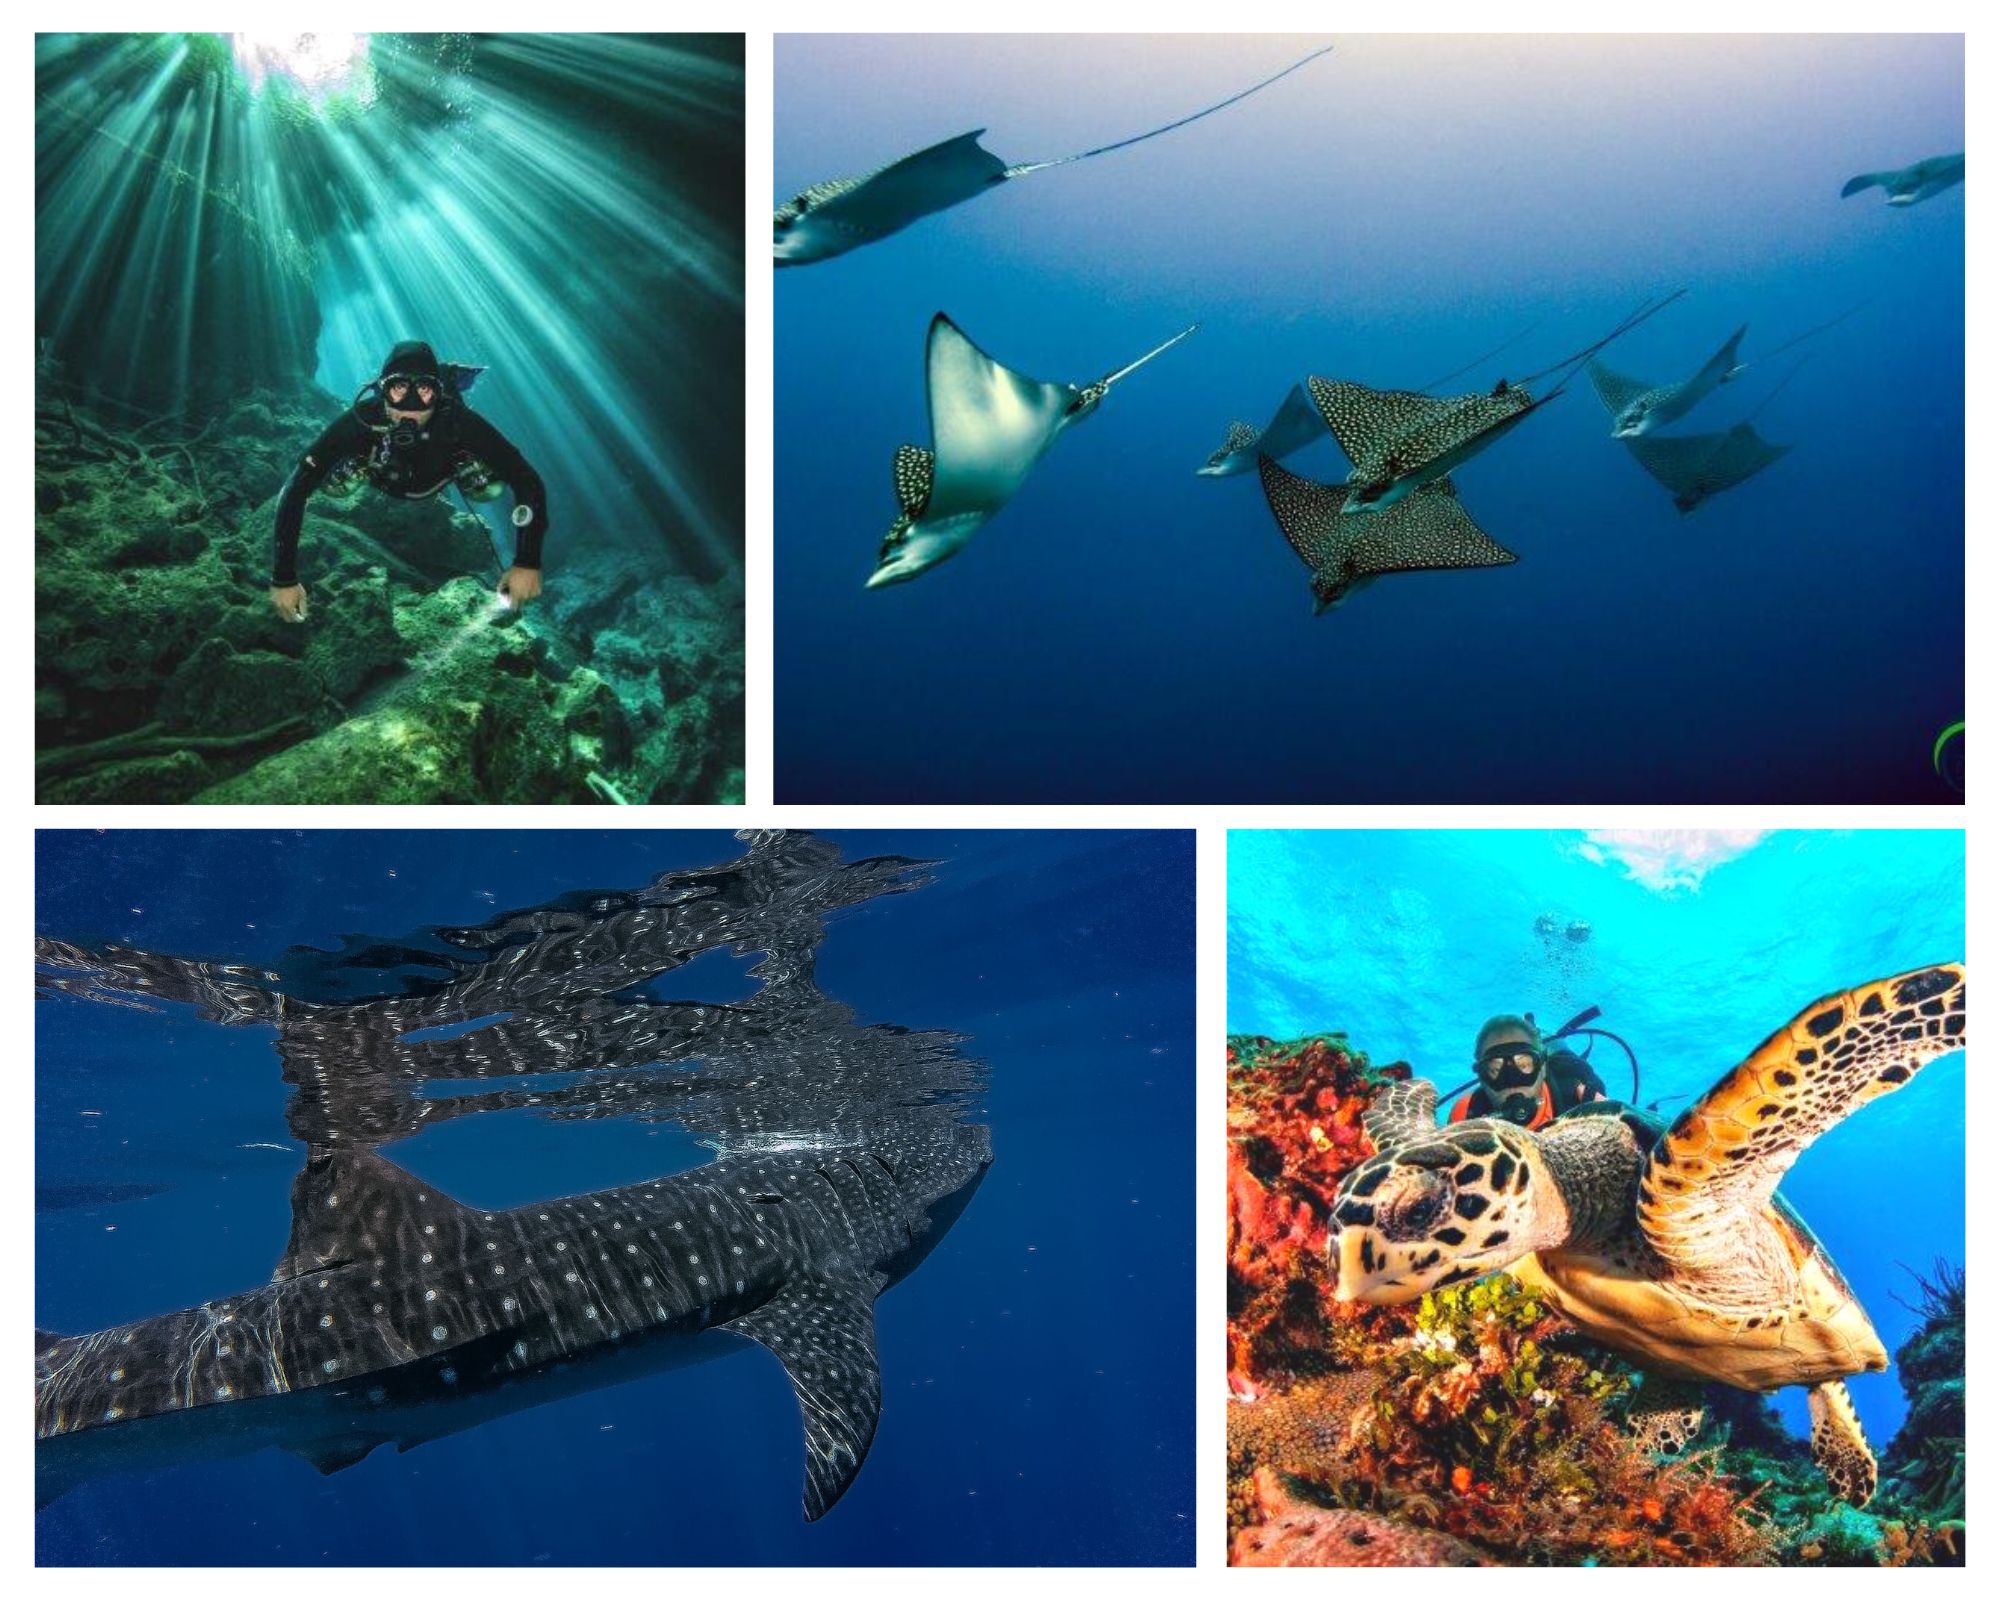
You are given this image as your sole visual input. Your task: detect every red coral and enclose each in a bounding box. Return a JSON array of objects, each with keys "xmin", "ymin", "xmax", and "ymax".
[{"xmin": 1226, "ymin": 1034, "xmax": 1410, "ymax": 1387}]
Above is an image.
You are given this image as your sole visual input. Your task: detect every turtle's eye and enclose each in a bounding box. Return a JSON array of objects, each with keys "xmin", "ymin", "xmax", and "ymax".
[{"xmin": 1378, "ymin": 1167, "xmax": 1453, "ymax": 1241}]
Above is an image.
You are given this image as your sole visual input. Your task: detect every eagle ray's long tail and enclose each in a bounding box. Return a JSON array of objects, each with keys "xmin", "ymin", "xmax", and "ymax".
[
  {"xmin": 1005, "ymin": 45, "xmax": 1333, "ymax": 177},
  {"xmin": 1100, "ymin": 323, "xmax": 1200, "ymax": 390},
  {"xmin": 1518, "ymin": 290, "xmax": 1689, "ymax": 396}
]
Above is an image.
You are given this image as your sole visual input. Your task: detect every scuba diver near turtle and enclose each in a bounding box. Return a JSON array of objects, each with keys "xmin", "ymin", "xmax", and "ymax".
[
  {"xmin": 1328, "ymin": 962, "xmax": 1967, "ymax": 1506},
  {"xmin": 268, "ymin": 340, "xmax": 547, "ymax": 622}
]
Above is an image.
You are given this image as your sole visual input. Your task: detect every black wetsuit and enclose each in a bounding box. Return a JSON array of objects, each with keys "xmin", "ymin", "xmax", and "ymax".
[{"xmin": 271, "ymin": 399, "xmax": 547, "ymax": 587}]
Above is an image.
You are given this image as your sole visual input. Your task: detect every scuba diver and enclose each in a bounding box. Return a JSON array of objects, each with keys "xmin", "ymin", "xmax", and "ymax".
[
  {"xmin": 1446, "ymin": 1013, "xmax": 1609, "ymax": 1129},
  {"xmin": 268, "ymin": 340, "xmax": 546, "ymax": 622}
]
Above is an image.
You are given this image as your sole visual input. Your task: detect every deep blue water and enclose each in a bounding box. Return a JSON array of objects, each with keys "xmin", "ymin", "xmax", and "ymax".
[
  {"xmin": 1228, "ymin": 827, "xmax": 1965, "ymax": 1448},
  {"xmin": 35, "ymin": 829, "xmax": 1195, "ymax": 1565},
  {"xmin": 776, "ymin": 35, "xmax": 1963, "ymax": 802}
]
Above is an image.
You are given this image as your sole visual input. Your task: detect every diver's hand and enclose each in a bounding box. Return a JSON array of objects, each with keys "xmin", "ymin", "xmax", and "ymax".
[
  {"xmin": 269, "ymin": 584, "xmax": 308, "ymax": 623},
  {"xmin": 498, "ymin": 567, "xmax": 542, "ymax": 609}
]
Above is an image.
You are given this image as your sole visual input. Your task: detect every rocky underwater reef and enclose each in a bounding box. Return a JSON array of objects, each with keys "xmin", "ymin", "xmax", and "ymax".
[
  {"xmin": 36, "ymin": 376, "xmax": 744, "ymax": 804},
  {"xmin": 1226, "ymin": 1033, "xmax": 1965, "ymax": 1567}
]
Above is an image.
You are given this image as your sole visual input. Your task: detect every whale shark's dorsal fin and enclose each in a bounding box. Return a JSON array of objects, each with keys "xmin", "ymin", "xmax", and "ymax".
[
  {"xmin": 1306, "ymin": 377, "xmax": 1453, "ymax": 467},
  {"xmin": 1587, "ymin": 359, "xmax": 1653, "ymax": 417},
  {"xmin": 729, "ymin": 1272, "xmax": 885, "ymax": 1521},
  {"xmin": 892, "ymin": 444, "xmax": 935, "ymax": 519},
  {"xmin": 274, "ymin": 1147, "xmax": 479, "ymax": 1283}
]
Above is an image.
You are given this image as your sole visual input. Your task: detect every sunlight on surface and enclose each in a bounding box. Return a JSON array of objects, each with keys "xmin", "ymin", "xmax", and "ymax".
[
  {"xmin": 228, "ymin": 32, "xmax": 373, "ymax": 106},
  {"xmin": 1574, "ymin": 829, "xmax": 1774, "ymax": 893}
]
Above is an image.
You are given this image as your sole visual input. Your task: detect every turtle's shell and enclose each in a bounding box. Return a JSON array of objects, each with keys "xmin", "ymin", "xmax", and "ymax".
[{"xmin": 1509, "ymin": 1120, "xmax": 1887, "ymax": 1393}]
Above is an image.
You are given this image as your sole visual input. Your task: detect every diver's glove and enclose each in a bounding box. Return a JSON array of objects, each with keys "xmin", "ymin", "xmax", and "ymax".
[
  {"xmin": 497, "ymin": 566, "xmax": 542, "ymax": 610},
  {"xmin": 269, "ymin": 584, "xmax": 309, "ymax": 624}
]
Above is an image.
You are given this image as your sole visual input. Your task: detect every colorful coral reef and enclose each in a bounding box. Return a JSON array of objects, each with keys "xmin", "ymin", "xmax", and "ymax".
[{"xmin": 1226, "ymin": 1030, "xmax": 1958, "ymax": 1568}]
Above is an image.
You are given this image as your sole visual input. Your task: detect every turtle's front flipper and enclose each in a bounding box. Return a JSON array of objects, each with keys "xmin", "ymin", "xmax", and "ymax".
[
  {"xmin": 1360, "ymin": 1077, "xmax": 1440, "ymax": 1154},
  {"xmin": 1638, "ymin": 964, "xmax": 1966, "ymax": 1287},
  {"xmin": 1628, "ymin": 1373, "xmax": 1708, "ymax": 1457},
  {"xmin": 1808, "ymin": 1380, "xmax": 1877, "ymax": 1507}
]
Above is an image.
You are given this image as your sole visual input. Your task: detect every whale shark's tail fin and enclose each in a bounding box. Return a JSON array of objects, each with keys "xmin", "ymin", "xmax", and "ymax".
[
  {"xmin": 1841, "ymin": 171, "xmax": 1893, "ymax": 198},
  {"xmin": 729, "ymin": 1272, "xmax": 885, "ymax": 1521},
  {"xmin": 1005, "ymin": 45, "xmax": 1332, "ymax": 177}
]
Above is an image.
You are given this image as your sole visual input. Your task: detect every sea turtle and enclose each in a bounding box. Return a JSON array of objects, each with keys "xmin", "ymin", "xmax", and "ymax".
[{"xmin": 1325, "ymin": 963, "xmax": 1968, "ymax": 1505}]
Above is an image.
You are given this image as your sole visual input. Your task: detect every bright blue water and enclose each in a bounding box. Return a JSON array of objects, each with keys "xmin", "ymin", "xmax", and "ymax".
[
  {"xmin": 1228, "ymin": 827, "xmax": 1965, "ymax": 1446},
  {"xmin": 775, "ymin": 35, "xmax": 1963, "ymax": 802},
  {"xmin": 35, "ymin": 830, "xmax": 1195, "ymax": 1566}
]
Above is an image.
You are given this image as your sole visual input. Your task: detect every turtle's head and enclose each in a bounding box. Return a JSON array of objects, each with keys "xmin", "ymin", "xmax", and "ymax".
[{"xmin": 1327, "ymin": 1121, "xmax": 1560, "ymax": 1304}]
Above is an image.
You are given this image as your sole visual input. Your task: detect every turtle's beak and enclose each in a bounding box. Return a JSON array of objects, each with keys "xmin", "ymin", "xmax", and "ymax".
[{"xmin": 1329, "ymin": 1226, "xmax": 1366, "ymax": 1303}]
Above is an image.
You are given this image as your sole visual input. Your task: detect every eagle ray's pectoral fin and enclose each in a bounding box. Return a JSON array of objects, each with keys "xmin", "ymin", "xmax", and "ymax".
[{"xmin": 728, "ymin": 1273, "xmax": 885, "ymax": 1521}]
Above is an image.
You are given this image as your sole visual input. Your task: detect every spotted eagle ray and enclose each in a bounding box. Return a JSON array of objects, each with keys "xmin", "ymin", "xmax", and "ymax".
[
  {"xmin": 870, "ymin": 312, "xmax": 1197, "ymax": 588},
  {"xmin": 1841, "ymin": 152, "xmax": 1964, "ymax": 207},
  {"xmin": 1256, "ymin": 455, "xmax": 1517, "ymax": 612},
  {"xmin": 1306, "ymin": 292, "xmax": 1687, "ymax": 514},
  {"xmin": 1196, "ymin": 383, "xmax": 1323, "ymax": 478},
  {"xmin": 1588, "ymin": 324, "xmax": 1748, "ymax": 438},
  {"xmin": 1621, "ymin": 424, "xmax": 1791, "ymax": 515},
  {"xmin": 774, "ymin": 46, "xmax": 1332, "ymax": 266},
  {"xmin": 36, "ymin": 832, "xmax": 992, "ymax": 1522}
]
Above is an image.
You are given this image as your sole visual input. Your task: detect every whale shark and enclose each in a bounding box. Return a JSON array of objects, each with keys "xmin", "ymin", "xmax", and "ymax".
[
  {"xmin": 1256, "ymin": 454, "xmax": 1516, "ymax": 612},
  {"xmin": 1197, "ymin": 383, "xmax": 1323, "ymax": 478},
  {"xmin": 36, "ymin": 831, "xmax": 994, "ymax": 1522},
  {"xmin": 1588, "ymin": 324, "xmax": 1748, "ymax": 438},
  {"xmin": 1621, "ymin": 422, "xmax": 1792, "ymax": 515},
  {"xmin": 869, "ymin": 312, "xmax": 1197, "ymax": 588},
  {"xmin": 1841, "ymin": 152, "xmax": 1964, "ymax": 207},
  {"xmin": 37, "ymin": 1131, "xmax": 990, "ymax": 1520},
  {"xmin": 1306, "ymin": 292, "xmax": 1687, "ymax": 514},
  {"xmin": 774, "ymin": 46, "xmax": 1331, "ymax": 266}
]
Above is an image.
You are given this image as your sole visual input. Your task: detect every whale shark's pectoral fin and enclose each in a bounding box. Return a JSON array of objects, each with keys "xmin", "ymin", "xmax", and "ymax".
[
  {"xmin": 808, "ymin": 131, "xmax": 1009, "ymax": 237},
  {"xmin": 730, "ymin": 1273, "xmax": 885, "ymax": 1521},
  {"xmin": 273, "ymin": 1146, "xmax": 481, "ymax": 1283},
  {"xmin": 1587, "ymin": 359, "xmax": 1652, "ymax": 418},
  {"xmin": 1306, "ymin": 377, "xmax": 1452, "ymax": 470},
  {"xmin": 923, "ymin": 313, "xmax": 1076, "ymax": 524}
]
